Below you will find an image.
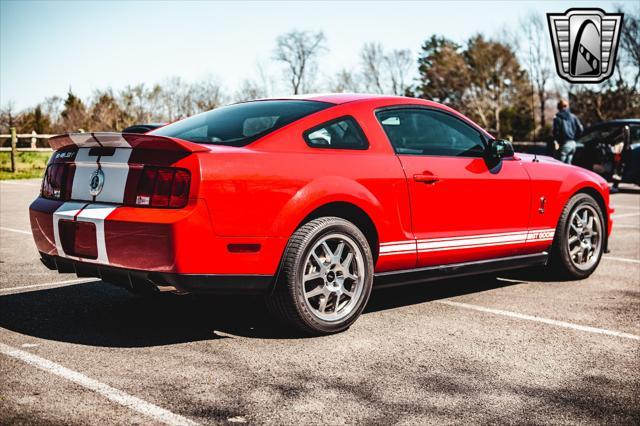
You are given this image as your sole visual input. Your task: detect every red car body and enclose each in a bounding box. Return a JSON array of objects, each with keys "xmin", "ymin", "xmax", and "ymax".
[{"xmin": 29, "ymin": 94, "xmax": 613, "ymax": 294}]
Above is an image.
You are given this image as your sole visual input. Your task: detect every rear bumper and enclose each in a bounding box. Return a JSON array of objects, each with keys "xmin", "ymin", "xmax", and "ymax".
[
  {"xmin": 29, "ymin": 196, "xmax": 286, "ymax": 279},
  {"xmin": 40, "ymin": 252, "xmax": 273, "ymax": 294}
]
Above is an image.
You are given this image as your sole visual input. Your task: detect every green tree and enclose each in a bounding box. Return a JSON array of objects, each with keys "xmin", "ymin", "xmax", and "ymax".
[
  {"xmin": 89, "ymin": 90, "xmax": 124, "ymax": 131},
  {"xmin": 413, "ymin": 35, "xmax": 469, "ymax": 109},
  {"xmin": 19, "ymin": 105, "xmax": 52, "ymax": 134},
  {"xmin": 464, "ymin": 35, "xmax": 531, "ymax": 138},
  {"xmin": 60, "ymin": 90, "xmax": 87, "ymax": 132}
]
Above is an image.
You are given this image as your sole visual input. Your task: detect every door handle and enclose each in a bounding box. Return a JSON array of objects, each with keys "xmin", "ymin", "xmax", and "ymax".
[{"xmin": 413, "ymin": 173, "xmax": 440, "ymax": 184}]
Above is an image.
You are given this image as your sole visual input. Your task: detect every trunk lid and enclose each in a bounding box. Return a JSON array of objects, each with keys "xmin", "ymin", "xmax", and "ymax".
[{"xmin": 46, "ymin": 132, "xmax": 206, "ymax": 204}]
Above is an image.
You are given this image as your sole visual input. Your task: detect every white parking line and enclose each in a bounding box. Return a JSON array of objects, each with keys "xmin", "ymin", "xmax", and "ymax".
[
  {"xmin": 0, "ymin": 278, "xmax": 99, "ymax": 294},
  {"xmin": 612, "ymin": 212, "xmax": 640, "ymax": 219},
  {"xmin": 437, "ymin": 300, "xmax": 640, "ymax": 341},
  {"xmin": 0, "ymin": 226, "xmax": 31, "ymax": 235},
  {"xmin": 613, "ymin": 206, "xmax": 640, "ymax": 210},
  {"xmin": 614, "ymin": 224, "xmax": 640, "ymax": 229},
  {"xmin": 0, "ymin": 343, "xmax": 198, "ymax": 425},
  {"xmin": 0, "ymin": 180, "xmax": 41, "ymax": 187},
  {"xmin": 603, "ymin": 256, "xmax": 640, "ymax": 264}
]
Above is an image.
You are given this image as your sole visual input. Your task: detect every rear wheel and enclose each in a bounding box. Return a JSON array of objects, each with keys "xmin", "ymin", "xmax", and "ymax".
[
  {"xmin": 266, "ymin": 217, "xmax": 374, "ymax": 335},
  {"xmin": 550, "ymin": 193, "xmax": 605, "ymax": 279}
]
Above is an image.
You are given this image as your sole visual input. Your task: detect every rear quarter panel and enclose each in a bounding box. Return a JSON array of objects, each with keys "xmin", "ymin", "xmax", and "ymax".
[{"xmin": 196, "ymin": 101, "xmax": 414, "ymax": 272}]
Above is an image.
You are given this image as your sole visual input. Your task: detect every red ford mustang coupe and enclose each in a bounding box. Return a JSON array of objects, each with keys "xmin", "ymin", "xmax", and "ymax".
[{"xmin": 30, "ymin": 94, "xmax": 613, "ymax": 334}]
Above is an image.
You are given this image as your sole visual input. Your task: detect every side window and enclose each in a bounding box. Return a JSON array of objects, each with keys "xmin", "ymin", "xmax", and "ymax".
[
  {"xmin": 304, "ymin": 116, "xmax": 368, "ymax": 150},
  {"xmin": 376, "ymin": 109, "xmax": 485, "ymax": 157}
]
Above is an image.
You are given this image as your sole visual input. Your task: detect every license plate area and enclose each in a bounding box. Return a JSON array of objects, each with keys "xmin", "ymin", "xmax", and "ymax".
[{"xmin": 59, "ymin": 220, "xmax": 98, "ymax": 259}]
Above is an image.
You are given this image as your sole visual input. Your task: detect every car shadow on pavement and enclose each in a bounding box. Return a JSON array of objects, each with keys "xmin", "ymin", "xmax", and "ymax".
[{"xmin": 0, "ymin": 273, "xmax": 527, "ymax": 346}]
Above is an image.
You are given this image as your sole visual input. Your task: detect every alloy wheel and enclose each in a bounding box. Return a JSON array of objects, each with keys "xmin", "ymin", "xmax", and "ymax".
[
  {"xmin": 567, "ymin": 204, "xmax": 602, "ymax": 271},
  {"xmin": 301, "ymin": 233, "xmax": 365, "ymax": 322}
]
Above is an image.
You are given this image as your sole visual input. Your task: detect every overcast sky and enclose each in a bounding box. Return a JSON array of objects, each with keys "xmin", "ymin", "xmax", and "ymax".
[{"xmin": 0, "ymin": 0, "xmax": 630, "ymax": 110}]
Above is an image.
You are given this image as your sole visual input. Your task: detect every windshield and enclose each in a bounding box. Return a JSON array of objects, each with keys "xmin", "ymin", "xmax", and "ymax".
[
  {"xmin": 578, "ymin": 125, "xmax": 621, "ymax": 145},
  {"xmin": 149, "ymin": 100, "xmax": 332, "ymax": 146}
]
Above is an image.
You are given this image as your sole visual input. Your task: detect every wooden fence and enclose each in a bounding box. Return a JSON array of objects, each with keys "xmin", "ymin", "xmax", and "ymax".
[{"xmin": 0, "ymin": 128, "xmax": 54, "ymax": 172}]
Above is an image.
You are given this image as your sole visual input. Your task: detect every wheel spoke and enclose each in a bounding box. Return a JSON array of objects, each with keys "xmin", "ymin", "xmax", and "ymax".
[
  {"xmin": 570, "ymin": 223, "xmax": 580, "ymax": 234},
  {"xmin": 344, "ymin": 272, "xmax": 358, "ymax": 281},
  {"xmin": 342, "ymin": 252, "xmax": 354, "ymax": 270},
  {"xmin": 582, "ymin": 248, "xmax": 589, "ymax": 263},
  {"xmin": 570, "ymin": 245, "xmax": 581, "ymax": 257},
  {"xmin": 343, "ymin": 287, "xmax": 354, "ymax": 298},
  {"xmin": 318, "ymin": 295, "xmax": 328, "ymax": 313},
  {"xmin": 568, "ymin": 235, "xmax": 579, "ymax": 245},
  {"xmin": 321, "ymin": 242, "xmax": 334, "ymax": 258},
  {"xmin": 305, "ymin": 285, "xmax": 324, "ymax": 298},
  {"xmin": 334, "ymin": 242, "xmax": 345, "ymax": 262},
  {"xmin": 311, "ymin": 252, "xmax": 325, "ymax": 270},
  {"xmin": 334, "ymin": 293, "xmax": 342, "ymax": 312},
  {"xmin": 304, "ymin": 271, "xmax": 323, "ymax": 283}
]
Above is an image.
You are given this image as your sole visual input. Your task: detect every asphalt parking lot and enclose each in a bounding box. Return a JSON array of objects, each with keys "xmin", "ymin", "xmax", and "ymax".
[{"xmin": 1, "ymin": 179, "xmax": 638, "ymax": 425}]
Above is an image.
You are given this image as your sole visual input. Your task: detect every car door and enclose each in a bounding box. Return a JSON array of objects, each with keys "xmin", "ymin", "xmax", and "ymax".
[{"xmin": 376, "ymin": 107, "xmax": 532, "ymax": 267}]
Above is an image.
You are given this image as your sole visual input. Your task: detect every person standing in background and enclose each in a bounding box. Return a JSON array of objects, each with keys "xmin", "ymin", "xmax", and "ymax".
[{"xmin": 553, "ymin": 99, "xmax": 583, "ymax": 164}]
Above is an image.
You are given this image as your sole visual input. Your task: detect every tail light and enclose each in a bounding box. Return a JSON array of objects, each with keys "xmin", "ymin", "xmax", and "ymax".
[
  {"xmin": 41, "ymin": 163, "xmax": 69, "ymax": 200},
  {"xmin": 135, "ymin": 167, "xmax": 191, "ymax": 208}
]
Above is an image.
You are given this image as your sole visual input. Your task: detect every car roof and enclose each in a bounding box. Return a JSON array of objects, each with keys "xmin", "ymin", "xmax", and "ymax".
[
  {"xmin": 261, "ymin": 93, "xmax": 424, "ymax": 105},
  {"xmin": 587, "ymin": 118, "xmax": 640, "ymax": 129}
]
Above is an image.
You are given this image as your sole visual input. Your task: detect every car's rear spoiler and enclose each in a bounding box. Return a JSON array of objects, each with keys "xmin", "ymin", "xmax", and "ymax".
[{"xmin": 48, "ymin": 132, "xmax": 209, "ymax": 153}]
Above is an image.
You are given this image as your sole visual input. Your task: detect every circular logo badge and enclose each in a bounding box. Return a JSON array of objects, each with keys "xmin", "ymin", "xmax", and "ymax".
[{"xmin": 89, "ymin": 169, "xmax": 105, "ymax": 196}]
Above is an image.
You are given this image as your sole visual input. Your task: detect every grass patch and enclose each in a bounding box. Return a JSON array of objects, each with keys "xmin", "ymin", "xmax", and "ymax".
[{"xmin": 0, "ymin": 151, "xmax": 51, "ymax": 180}]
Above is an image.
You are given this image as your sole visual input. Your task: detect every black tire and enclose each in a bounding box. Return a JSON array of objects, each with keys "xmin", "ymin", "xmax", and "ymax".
[
  {"xmin": 549, "ymin": 193, "xmax": 605, "ymax": 279},
  {"xmin": 266, "ymin": 217, "xmax": 374, "ymax": 335}
]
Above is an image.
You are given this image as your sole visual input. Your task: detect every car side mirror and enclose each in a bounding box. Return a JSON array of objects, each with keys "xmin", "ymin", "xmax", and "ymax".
[{"xmin": 487, "ymin": 139, "xmax": 515, "ymax": 160}]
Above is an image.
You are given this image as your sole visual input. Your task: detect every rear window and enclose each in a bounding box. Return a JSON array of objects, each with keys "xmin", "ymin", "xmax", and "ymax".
[{"xmin": 149, "ymin": 100, "xmax": 332, "ymax": 146}]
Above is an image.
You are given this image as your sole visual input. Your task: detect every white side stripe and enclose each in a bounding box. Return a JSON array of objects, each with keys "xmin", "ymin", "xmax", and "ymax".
[{"xmin": 379, "ymin": 229, "xmax": 555, "ymax": 256}]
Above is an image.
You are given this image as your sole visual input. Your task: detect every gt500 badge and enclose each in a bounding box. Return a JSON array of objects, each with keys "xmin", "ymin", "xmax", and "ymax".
[
  {"xmin": 547, "ymin": 8, "xmax": 623, "ymax": 83},
  {"xmin": 54, "ymin": 151, "xmax": 76, "ymax": 160}
]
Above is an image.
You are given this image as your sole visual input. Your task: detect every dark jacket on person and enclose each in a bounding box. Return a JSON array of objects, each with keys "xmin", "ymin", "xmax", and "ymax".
[{"xmin": 553, "ymin": 109, "xmax": 584, "ymax": 144}]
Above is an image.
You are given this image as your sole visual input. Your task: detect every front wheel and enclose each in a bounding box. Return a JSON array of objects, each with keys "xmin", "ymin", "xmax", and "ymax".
[
  {"xmin": 266, "ymin": 217, "xmax": 374, "ymax": 335},
  {"xmin": 550, "ymin": 193, "xmax": 605, "ymax": 279}
]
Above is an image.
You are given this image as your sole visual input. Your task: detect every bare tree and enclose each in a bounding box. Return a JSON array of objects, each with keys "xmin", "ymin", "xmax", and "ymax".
[
  {"xmin": 274, "ymin": 30, "xmax": 327, "ymax": 94},
  {"xmin": 330, "ymin": 68, "xmax": 363, "ymax": 93},
  {"xmin": 385, "ymin": 49, "xmax": 413, "ymax": 95},
  {"xmin": 234, "ymin": 79, "xmax": 268, "ymax": 102},
  {"xmin": 191, "ymin": 78, "xmax": 225, "ymax": 112},
  {"xmin": 360, "ymin": 42, "xmax": 386, "ymax": 93},
  {"xmin": 520, "ymin": 13, "xmax": 552, "ymax": 131},
  {"xmin": 0, "ymin": 101, "xmax": 17, "ymax": 133},
  {"xmin": 618, "ymin": 5, "xmax": 640, "ymax": 88}
]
